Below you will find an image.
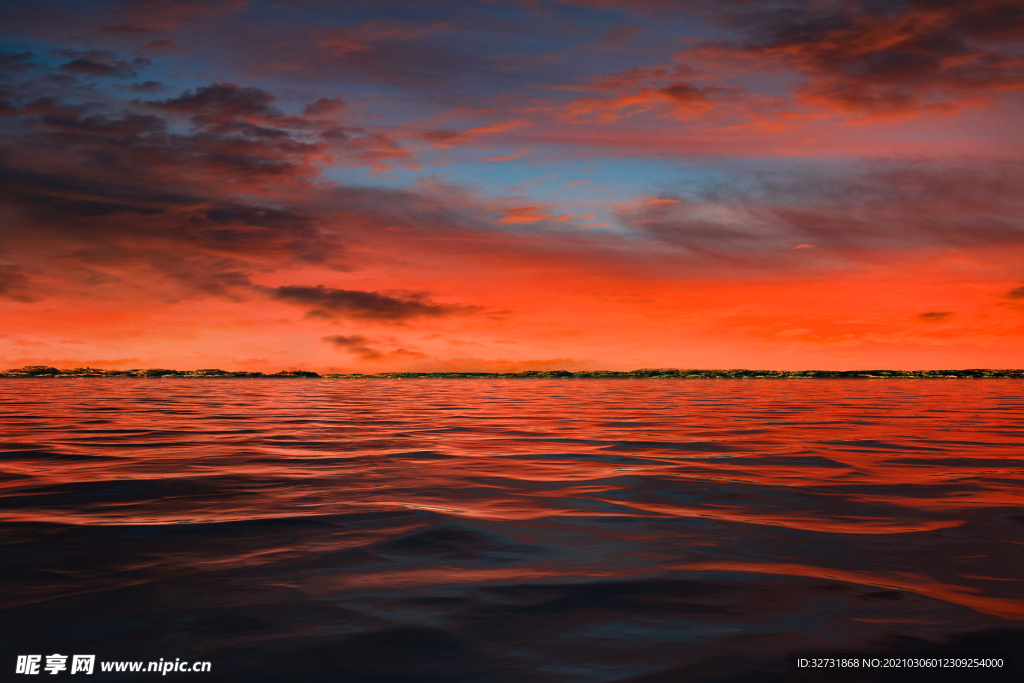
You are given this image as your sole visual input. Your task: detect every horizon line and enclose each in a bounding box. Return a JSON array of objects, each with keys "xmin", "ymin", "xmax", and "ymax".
[{"xmin": 4, "ymin": 366, "xmax": 1024, "ymax": 379}]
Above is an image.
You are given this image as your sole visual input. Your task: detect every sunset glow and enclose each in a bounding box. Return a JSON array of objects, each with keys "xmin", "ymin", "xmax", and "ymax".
[{"xmin": 2, "ymin": 0, "xmax": 1022, "ymax": 372}]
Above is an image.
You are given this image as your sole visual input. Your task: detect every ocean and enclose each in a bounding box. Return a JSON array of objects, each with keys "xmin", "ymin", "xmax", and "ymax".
[{"xmin": 2, "ymin": 378, "xmax": 1022, "ymax": 682}]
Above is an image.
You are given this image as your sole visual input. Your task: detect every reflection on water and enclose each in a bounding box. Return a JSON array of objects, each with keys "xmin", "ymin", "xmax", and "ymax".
[{"xmin": 1, "ymin": 379, "xmax": 1022, "ymax": 681}]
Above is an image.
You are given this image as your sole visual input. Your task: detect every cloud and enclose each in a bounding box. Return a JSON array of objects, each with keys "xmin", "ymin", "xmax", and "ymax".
[
  {"xmin": 110, "ymin": 0, "xmax": 249, "ymax": 32},
  {"xmin": 296, "ymin": 18, "xmax": 487, "ymax": 94},
  {"xmin": 266, "ymin": 285, "xmax": 481, "ymax": 321},
  {"xmin": 0, "ymin": 265, "xmax": 36, "ymax": 302},
  {"xmin": 342, "ymin": 132, "xmax": 414, "ymax": 169},
  {"xmin": 735, "ymin": 0, "xmax": 1024, "ymax": 115},
  {"xmin": 655, "ymin": 81, "xmax": 727, "ymax": 119},
  {"xmin": 303, "ymin": 98, "xmax": 346, "ymax": 116},
  {"xmin": 552, "ymin": 66, "xmax": 686, "ymax": 93},
  {"xmin": 143, "ymin": 82, "xmax": 285, "ymax": 132},
  {"xmin": 1, "ymin": 0, "xmax": 247, "ymax": 41},
  {"xmin": 23, "ymin": 108, "xmax": 326, "ymax": 194},
  {"xmin": 559, "ymin": 0, "xmax": 697, "ymax": 9},
  {"xmin": 321, "ymin": 334, "xmax": 382, "ymax": 359},
  {"xmin": 321, "ymin": 334, "xmax": 428, "ymax": 362},
  {"xmin": 317, "ymin": 19, "xmax": 450, "ymax": 54},
  {"xmin": 619, "ymin": 160, "xmax": 1024, "ymax": 262},
  {"xmin": 0, "ymin": 50, "xmax": 35, "ymax": 73},
  {"xmin": 0, "ymin": 141, "xmax": 337, "ymax": 265},
  {"xmin": 2, "ymin": 24, "xmax": 1017, "ymax": 329},
  {"xmin": 1006, "ymin": 286, "xmax": 1024, "ymax": 299},
  {"xmin": 497, "ymin": 204, "xmax": 574, "ymax": 224},
  {"xmin": 97, "ymin": 25, "xmax": 157, "ymax": 35},
  {"xmin": 418, "ymin": 120, "xmax": 527, "ymax": 148},
  {"xmin": 50, "ymin": 49, "xmax": 151, "ymax": 79},
  {"xmin": 549, "ymin": 75, "xmax": 726, "ymax": 124},
  {"xmin": 122, "ymin": 80, "xmax": 165, "ymax": 92},
  {"xmin": 657, "ymin": 82, "xmax": 707, "ymax": 103},
  {"xmin": 142, "ymin": 84, "xmax": 391, "ymax": 162},
  {"xmin": 558, "ymin": 90, "xmax": 659, "ymax": 124},
  {"xmin": 918, "ymin": 311, "xmax": 954, "ymax": 321},
  {"xmin": 0, "ymin": 73, "xmax": 370, "ymax": 297},
  {"xmin": 141, "ymin": 38, "xmax": 189, "ymax": 52},
  {"xmin": 580, "ymin": 26, "xmax": 645, "ymax": 51},
  {"xmin": 0, "ymin": 59, "xmax": 429, "ymax": 302}
]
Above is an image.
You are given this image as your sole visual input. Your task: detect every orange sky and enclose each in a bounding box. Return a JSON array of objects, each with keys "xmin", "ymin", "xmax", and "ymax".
[{"xmin": 1, "ymin": 0, "xmax": 1022, "ymax": 371}]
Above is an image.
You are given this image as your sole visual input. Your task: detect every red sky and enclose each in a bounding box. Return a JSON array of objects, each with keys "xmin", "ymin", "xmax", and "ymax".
[{"xmin": 1, "ymin": 0, "xmax": 1023, "ymax": 372}]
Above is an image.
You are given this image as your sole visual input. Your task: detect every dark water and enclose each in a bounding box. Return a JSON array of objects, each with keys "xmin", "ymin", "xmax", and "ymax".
[{"xmin": 2, "ymin": 379, "xmax": 1023, "ymax": 682}]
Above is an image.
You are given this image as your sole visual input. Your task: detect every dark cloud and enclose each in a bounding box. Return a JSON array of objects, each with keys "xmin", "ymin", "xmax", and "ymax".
[
  {"xmin": 0, "ymin": 265, "xmax": 36, "ymax": 302},
  {"xmin": 0, "ymin": 88, "xmax": 344, "ymax": 295},
  {"xmin": 266, "ymin": 285, "xmax": 480, "ymax": 321},
  {"xmin": 147, "ymin": 82, "xmax": 276, "ymax": 118},
  {"xmin": 0, "ymin": 157, "xmax": 336, "ymax": 265},
  {"xmin": 144, "ymin": 82, "xmax": 282, "ymax": 132},
  {"xmin": 1006, "ymin": 287, "xmax": 1024, "ymax": 299},
  {"xmin": 1, "ymin": 98, "xmax": 77, "ymax": 119},
  {"xmin": 15, "ymin": 102, "xmax": 325, "ymax": 188},
  {"xmin": 161, "ymin": 259, "xmax": 254, "ymax": 299},
  {"xmin": 140, "ymin": 84, "xmax": 373, "ymax": 153},
  {"xmin": 319, "ymin": 126, "xmax": 350, "ymax": 142},
  {"xmin": 0, "ymin": 51, "xmax": 35, "ymax": 74},
  {"xmin": 918, "ymin": 311, "xmax": 953, "ymax": 321},
  {"xmin": 97, "ymin": 24, "xmax": 156, "ymax": 35},
  {"xmin": 321, "ymin": 334, "xmax": 427, "ymax": 360},
  {"xmin": 0, "ymin": 66, "xmax": 465, "ymax": 305},
  {"xmin": 122, "ymin": 81, "xmax": 165, "ymax": 92},
  {"xmin": 657, "ymin": 82, "xmax": 710, "ymax": 103},
  {"xmin": 2, "ymin": 0, "xmax": 248, "ymax": 39},
  {"xmin": 736, "ymin": 0, "xmax": 1024, "ymax": 113},
  {"xmin": 321, "ymin": 334, "xmax": 382, "ymax": 359},
  {"xmin": 50, "ymin": 49, "xmax": 151, "ymax": 79},
  {"xmin": 18, "ymin": 98, "xmax": 90, "ymax": 117},
  {"xmin": 36, "ymin": 111, "xmax": 167, "ymax": 137},
  {"xmin": 1, "ymin": 161, "xmax": 189, "ymax": 220}
]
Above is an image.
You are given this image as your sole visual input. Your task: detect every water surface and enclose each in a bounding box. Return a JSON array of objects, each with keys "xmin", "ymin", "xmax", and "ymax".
[{"xmin": 2, "ymin": 379, "xmax": 1022, "ymax": 681}]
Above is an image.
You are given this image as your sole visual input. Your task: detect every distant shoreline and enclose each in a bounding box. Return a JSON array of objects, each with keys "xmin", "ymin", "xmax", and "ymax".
[{"xmin": 3, "ymin": 366, "xmax": 1024, "ymax": 379}]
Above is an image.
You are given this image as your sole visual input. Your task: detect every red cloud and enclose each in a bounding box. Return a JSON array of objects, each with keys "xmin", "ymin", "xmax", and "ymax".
[
  {"xmin": 545, "ymin": 68, "xmax": 727, "ymax": 124},
  {"xmin": 499, "ymin": 205, "xmax": 554, "ymax": 223},
  {"xmin": 558, "ymin": 90, "xmax": 660, "ymax": 123},
  {"xmin": 496, "ymin": 204, "xmax": 575, "ymax": 224},
  {"xmin": 419, "ymin": 120, "xmax": 527, "ymax": 148}
]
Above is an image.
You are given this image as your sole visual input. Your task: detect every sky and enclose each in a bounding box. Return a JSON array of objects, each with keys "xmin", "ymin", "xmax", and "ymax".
[{"xmin": 0, "ymin": 0, "xmax": 1022, "ymax": 373}]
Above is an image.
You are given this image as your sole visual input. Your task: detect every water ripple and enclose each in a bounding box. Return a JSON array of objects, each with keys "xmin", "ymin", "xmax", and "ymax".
[{"xmin": 1, "ymin": 379, "xmax": 1022, "ymax": 681}]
